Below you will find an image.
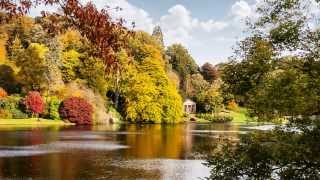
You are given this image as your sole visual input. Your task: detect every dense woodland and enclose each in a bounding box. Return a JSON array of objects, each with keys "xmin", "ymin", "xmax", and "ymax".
[
  {"xmin": 0, "ymin": 0, "xmax": 319, "ymax": 125},
  {"xmin": 0, "ymin": 0, "xmax": 319, "ymax": 179},
  {"xmin": 0, "ymin": 0, "xmax": 224, "ymax": 124}
]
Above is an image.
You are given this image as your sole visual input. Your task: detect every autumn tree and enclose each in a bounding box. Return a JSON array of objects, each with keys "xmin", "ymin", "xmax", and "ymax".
[
  {"xmin": 23, "ymin": 91, "xmax": 45, "ymax": 117},
  {"xmin": 201, "ymin": 62, "xmax": 219, "ymax": 83},
  {"xmin": 59, "ymin": 97, "xmax": 93, "ymax": 125},
  {"xmin": 16, "ymin": 42, "xmax": 49, "ymax": 92},
  {"xmin": 166, "ymin": 44, "xmax": 199, "ymax": 96},
  {"xmin": 0, "ymin": 0, "xmax": 130, "ymax": 74},
  {"xmin": 107, "ymin": 32, "xmax": 183, "ymax": 123}
]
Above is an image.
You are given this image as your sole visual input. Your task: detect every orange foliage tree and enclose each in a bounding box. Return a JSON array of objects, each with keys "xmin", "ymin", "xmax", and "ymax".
[
  {"xmin": 0, "ymin": 0, "xmax": 131, "ymax": 73},
  {"xmin": 0, "ymin": 87, "xmax": 8, "ymax": 98}
]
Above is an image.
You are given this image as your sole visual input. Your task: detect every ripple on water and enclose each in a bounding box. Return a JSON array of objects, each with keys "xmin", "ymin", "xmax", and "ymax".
[
  {"xmin": 0, "ymin": 141, "xmax": 128, "ymax": 157},
  {"xmin": 0, "ymin": 150, "xmax": 57, "ymax": 157},
  {"xmin": 189, "ymin": 130, "xmax": 248, "ymax": 134},
  {"xmin": 45, "ymin": 141, "xmax": 129, "ymax": 151},
  {"xmin": 110, "ymin": 159, "xmax": 210, "ymax": 180},
  {"xmin": 244, "ymin": 125, "xmax": 276, "ymax": 131}
]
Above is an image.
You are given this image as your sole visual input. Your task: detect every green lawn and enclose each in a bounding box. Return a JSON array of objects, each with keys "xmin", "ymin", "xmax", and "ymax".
[
  {"xmin": 0, "ymin": 118, "xmax": 75, "ymax": 126},
  {"xmin": 184, "ymin": 107, "xmax": 254, "ymax": 124},
  {"xmin": 220, "ymin": 108, "xmax": 254, "ymax": 123}
]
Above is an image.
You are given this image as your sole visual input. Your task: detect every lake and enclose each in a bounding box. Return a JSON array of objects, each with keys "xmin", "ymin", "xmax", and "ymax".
[{"xmin": 0, "ymin": 123, "xmax": 266, "ymax": 180}]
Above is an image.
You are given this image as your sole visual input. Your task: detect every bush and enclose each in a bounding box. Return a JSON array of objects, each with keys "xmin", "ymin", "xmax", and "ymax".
[
  {"xmin": 47, "ymin": 96, "xmax": 61, "ymax": 120},
  {"xmin": 0, "ymin": 95, "xmax": 28, "ymax": 119},
  {"xmin": 227, "ymin": 99, "xmax": 239, "ymax": 112},
  {"xmin": 59, "ymin": 97, "xmax": 93, "ymax": 125},
  {"xmin": 23, "ymin": 91, "xmax": 45, "ymax": 116},
  {"xmin": 196, "ymin": 113, "xmax": 233, "ymax": 123},
  {"xmin": 0, "ymin": 87, "xmax": 7, "ymax": 98},
  {"xmin": 0, "ymin": 109, "xmax": 12, "ymax": 119}
]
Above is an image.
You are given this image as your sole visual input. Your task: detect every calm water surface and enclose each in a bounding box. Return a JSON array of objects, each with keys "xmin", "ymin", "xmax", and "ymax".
[{"xmin": 0, "ymin": 123, "xmax": 264, "ymax": 180}]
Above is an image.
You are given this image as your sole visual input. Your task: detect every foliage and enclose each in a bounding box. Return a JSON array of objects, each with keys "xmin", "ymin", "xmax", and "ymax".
[
  {"xmin": 0, "ymin": 95, "xmax": 28, "ymax": 119},
  {"xmin": 47, "ymin": 96, "xmax": 61, "ymax": 120},
  {"xmin": 60, "ymin": 49, "xmax": 81, "ymax": 82},
  {"xmin": 0, "ymin": 0, "xmax": 130, "ymax": 73},
  {"xmin": 221, "ymin": 0, "xmax": 320, "ymax": 118},
  {"xmin": 206, "ymin": 1, "xmax": 320, "ymax": 179},
  {"xmin": 201, "ymin": 62, "xmax": 219, "ymax": 83},
  {"xmin": 205, "ymin": 119, "xmax": 320, "ymax": 179},
  {"xmin": 186, "ymin": 73, "xmax": 209, "ymax": 98},
  {"xmin": 23, "ymin": 91, "xmax": 45, "ymax": 116},
  {"xmin": 0, "ymin": 7, "xmax": 187, "ymax": 123},
  {"xmin": 58, "ymin": 30, "xmax": 82, "ymax": 82},
  {"xmin": 166, "ymin": 44, "xmax": 199, "ymax": 95},
  {"xmin": 221, "ymin": 38, "xmax": 274, "ymax": 105},
  {"xmin": 79, "ymin": 56, "xmax": 107, "ymax": 95},
  {"xmin": 249, "ymin": 65, "xmax": 318, "ymax": 119},
  {"xmin": 196, "ymin": 84, "xmax": 224, "ymax": 114},
  {"xmin": 16, "ymin": 42, "xmax": 49, "ymax": 92},
  {"xmin": 59, "ymin": 97, "xmax": 93, "ymax": 125},
  {"xmin": 107, "ymin": 32, "xmax": 183, "ymax": 123},
  {"xmin": 227, "ymin": 100, "xmax": 239, "ymax": 112},
  {"xmin": 0, "ymin": 87, "xmax": 8, "ymax": 98}
]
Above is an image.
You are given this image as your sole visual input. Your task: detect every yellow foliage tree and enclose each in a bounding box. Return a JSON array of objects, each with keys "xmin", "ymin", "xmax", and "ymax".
[{"xmin": 16, "ymin": 43, "xmax": 49, "ymax": 92}]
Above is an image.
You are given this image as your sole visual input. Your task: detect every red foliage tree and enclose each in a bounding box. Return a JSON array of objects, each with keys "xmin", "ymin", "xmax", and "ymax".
[
  {"xmin": 0, "ymin": 0, "xmax": 130, "ymax": 73},
  {"xmin": 59, "ymin": 97, "xmax": 93, "ymax": 125},
  {"xmin": 0, "ymin": 87, "xmax": 8, "ymax": 98},
  {"xmin": 24, "ymin": 91, "xmax": 45, "ymax": 116}
]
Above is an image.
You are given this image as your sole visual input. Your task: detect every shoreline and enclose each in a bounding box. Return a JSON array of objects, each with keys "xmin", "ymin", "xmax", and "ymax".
[{"xmin": 0, "ymin": 118, "xmax": 75, "ymax": 127}]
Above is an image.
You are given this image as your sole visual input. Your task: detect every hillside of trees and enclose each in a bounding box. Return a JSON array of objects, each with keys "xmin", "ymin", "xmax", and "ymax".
[
  {"xmin": 0, "ymin": 0, "xmax": 228, "ymax": 124},
  {"xmin": 0, "ymin": 0, "xmax": 319, "ymax": 125},
  {"xmin": 0, "ymin": 11, "xmax": 186, "ymax": 124}
]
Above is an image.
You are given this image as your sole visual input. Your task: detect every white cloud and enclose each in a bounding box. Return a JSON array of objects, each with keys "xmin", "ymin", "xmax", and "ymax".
[
  {"xmin": 88, "ymin": 0, "xmax": 155, "ymax": 33},
  {"xmin": 199, "ymin": 20, "xmax": 229, "ymax": 32},
  {"xmin": 230, "ymin": 0, "xmax": 252, "ymax": 18},
  {"xmin": 28, "ymin": 0, "xmax": 262, "ymax": 65},
  {"xmin": 159, "ymin": 4, "xmax": 229, "ymax": 48},
  {"xmin": 229, "ymin": 0, "xmax": 259, "ymax": 28}
]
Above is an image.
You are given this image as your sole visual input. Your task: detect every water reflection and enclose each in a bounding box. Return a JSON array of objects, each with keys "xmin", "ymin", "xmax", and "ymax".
[{"xmin": 0, "ymin": 123, "xmax": 253, "ymax": 179}]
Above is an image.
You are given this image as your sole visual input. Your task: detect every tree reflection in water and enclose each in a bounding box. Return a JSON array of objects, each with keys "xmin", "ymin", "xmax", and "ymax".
[{"xmin": 205, "ymin": 119, "xmax": 320, "ymax": 179}]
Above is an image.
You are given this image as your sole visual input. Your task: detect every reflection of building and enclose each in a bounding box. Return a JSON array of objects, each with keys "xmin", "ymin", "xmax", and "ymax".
[{"xmin": 183, "ymin": 99, "xmax": 196, "ymax": 114}]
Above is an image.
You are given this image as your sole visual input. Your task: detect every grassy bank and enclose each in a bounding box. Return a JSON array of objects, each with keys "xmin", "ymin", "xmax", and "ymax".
[
  {"xmin": 223, "ymin": 108, "xmax": 254, "ymax": 123},
  {"xmin": 186, "ymin": 107, "xmax": 254, "ymax": 124},
  {"xmin": 0, "ymin": 118, "xmax": 75, "ymax": 126}
]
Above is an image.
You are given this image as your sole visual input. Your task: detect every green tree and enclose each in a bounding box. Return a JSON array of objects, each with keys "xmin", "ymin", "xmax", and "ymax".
[
  {"xmin": 16, "ymin": 43, "xmax": 49, "ymax": 92},
  {"xmin": 166, "ymin": 44, "xmax": 199, "ymax": 95},
  {"xmin": 221, "ymin": 37, "xmax": 275, "ymax": 105},
  {"xmin": 201, "ymin": 62, "xmax": 219, "ymax": 83}
]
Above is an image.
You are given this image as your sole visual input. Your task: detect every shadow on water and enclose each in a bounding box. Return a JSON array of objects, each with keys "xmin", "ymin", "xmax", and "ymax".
[{"xmin": 0, "ymin": 122, "xmax": 257, "ymax": 179}]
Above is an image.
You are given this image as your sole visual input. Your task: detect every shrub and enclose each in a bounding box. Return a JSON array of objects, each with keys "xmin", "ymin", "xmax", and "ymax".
[
  {"xmin": 0, "ymin": 109, "xmax": 12, "ymax": 119},
  {"xmin": 0, "ymin": 87, "xmax": 7, "ymax": 98},
  {"xmin": 47, "ymin": 96, "xmax": 61, "ymax": 120},
  {"xmin": 227, "ymin": 99, "xmax": 239, "ymax": 112},
  {"xmin": 0, "ymin": 95, "xmax": 28, "ymax": 119},
  {"xmin": 59, "ymin": 97, "xmax": 93, "ymax": 125},
  {"xmin": 23, "ymin": 91, "xmax": 45, "ymax": 116},
  {"xmin": 196, "ymin": 113, "xmax": 233, "ymax": 123}
]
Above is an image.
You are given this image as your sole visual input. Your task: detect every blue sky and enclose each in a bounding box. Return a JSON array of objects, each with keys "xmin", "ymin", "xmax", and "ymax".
[
  {"xmin": 127, "ymin": 0, "xmax": 238, "ymax": 20},
  {"xmin": 30, "ymin": 0, "xmax": 261, "ymax": 65}
]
